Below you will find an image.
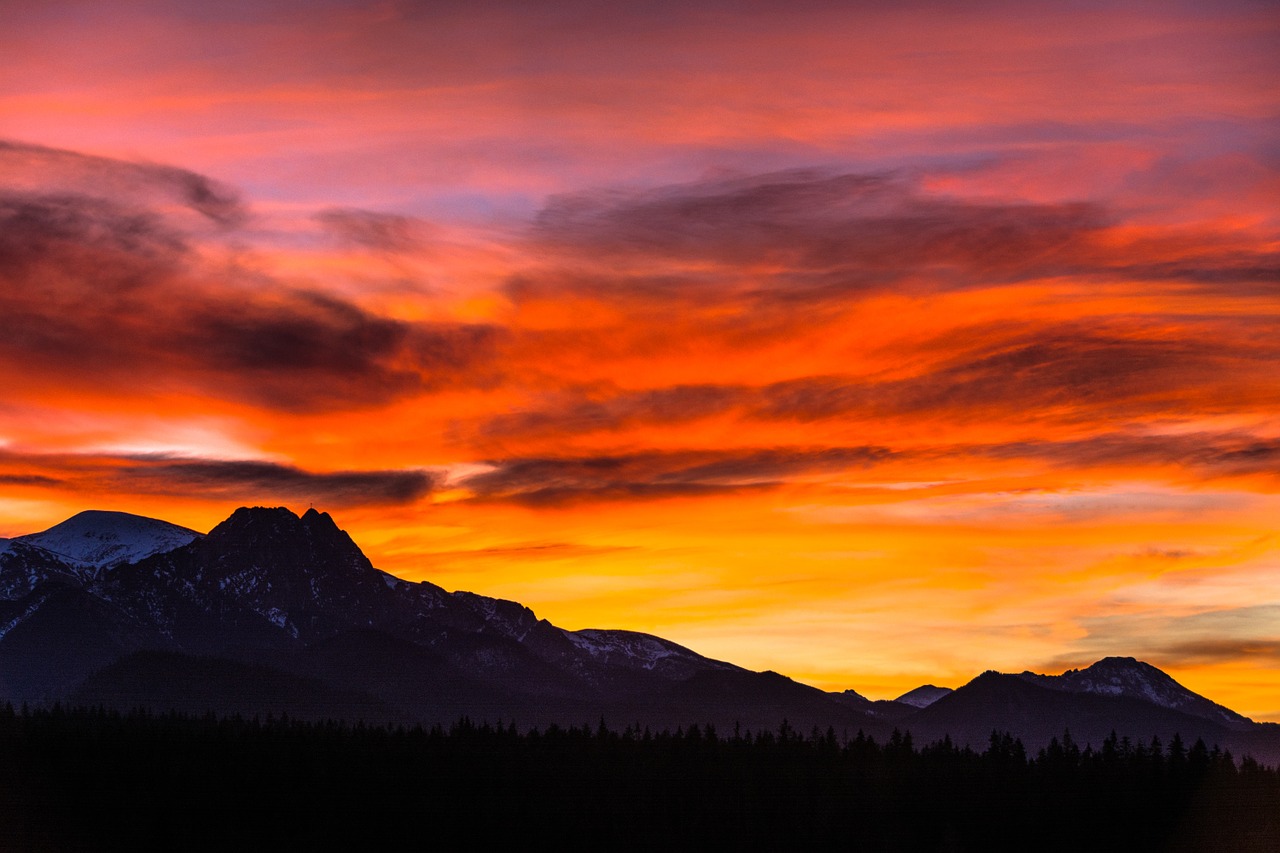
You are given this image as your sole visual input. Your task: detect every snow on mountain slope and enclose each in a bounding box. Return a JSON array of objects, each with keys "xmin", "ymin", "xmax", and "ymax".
[
  {"xmin": 0, "ymin": 542, "xmax": 83, "ymax": 600},
  {"xmin": 15, "ymin": 510, "xmax": 201, "ymax": 573},
  {"xmin": 3, "ymin": 505, "xmax": 1269, "ymax": 750},
  {"xmin": 1018, "ymin": 657, "xmax": 1253, "ymax": 729},
  {"xmin": 563, "ymin": 628, "xmax": 740, "ymax": 678},
  {"xmin": 895, "ymin": 684, "xmax": 953, "ymax": 709}
]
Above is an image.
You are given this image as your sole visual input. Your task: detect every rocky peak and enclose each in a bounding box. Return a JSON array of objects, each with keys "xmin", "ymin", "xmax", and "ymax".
[{"xmin": 202, "ymin": 506, "xmax": 372, "ymax": 577}]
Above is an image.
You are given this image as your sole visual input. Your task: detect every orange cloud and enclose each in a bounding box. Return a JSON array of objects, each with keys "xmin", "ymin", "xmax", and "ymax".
[{"xmin": 1, "ymin": 0, "xmax": 1277, "ymax": 716}]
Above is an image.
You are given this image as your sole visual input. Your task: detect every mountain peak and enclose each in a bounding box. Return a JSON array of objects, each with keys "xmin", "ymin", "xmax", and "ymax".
[
  {"xmin": 205, "ymin": 506, "xmax": 368, "ymax": 566},
  {"xmin": 197, "ymin": 504, "xmax": 377, "ymax": 592},
  {"xmin": 1049, "ymin": 656, "xmax": 1172, "ymax": 686},
  {"xmin": 301, "ymin": 507, "xmax": 340, "ymax": 532},
  {"xmin": 895, "ymin": 684, "xmax": 953, "ymax": 709},
  {"xmin": 210, "ymin": 506, "xmax": 341, "ymax": 535},
  {"xmin": 1070, "ymin": 655, "xmax": 1141, "ymax": 671},
  {"xmin": 13, "ymin": 509, "xmax": 201, "ymax": 571},
  {"xmin": 1018, "ymin": 657, "xmax": 1253, "ymax": 729},
  {"xmin": 214, "ymin": 505, "xmax": 298, "ymax": 529}
]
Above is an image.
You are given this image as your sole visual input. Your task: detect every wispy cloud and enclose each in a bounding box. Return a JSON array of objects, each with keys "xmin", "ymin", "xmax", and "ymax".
[
  {"xmin": 476, "ymin": 327, "xmax": 1275, "ymax": 445},
  {"xmin": 315, "ymin": 207, "xmax": 433, "ymax": 253},
  {"xmin": 2, "ymin": 0, "xmax": 1277, "ymax": 710},
  {"xmin": 0, "ymin": 140, "xmax": 245, "ymax": 227},
  {"xmin": 461, "ymin": 446, "xmax": 894, "ymax": 505},
  {"xmin": 524, "ymin": 170, "xmax": 1111, "ymax": 299},
  {"xmin": 1043, "ymin": 605, "xmax": 1280, "ymax": 670},
  {"xmin": 0, "ymin": 143, "xmax": 504, "ymax": 411},
  {"xmin": 0, "ymin": 448, "xmax": 436, "ymax": 508}
]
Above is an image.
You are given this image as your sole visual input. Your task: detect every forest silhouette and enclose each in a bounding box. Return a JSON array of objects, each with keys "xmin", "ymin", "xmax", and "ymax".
[{"xmin": 2, "ymin": 704, "xmax": 1276, "ymax": 851}]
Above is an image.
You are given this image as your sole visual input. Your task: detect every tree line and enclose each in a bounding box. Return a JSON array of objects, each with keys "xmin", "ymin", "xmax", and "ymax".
[{"xmin": 1, "ymin": 703, "xmax": 1276, "ymax": 851}]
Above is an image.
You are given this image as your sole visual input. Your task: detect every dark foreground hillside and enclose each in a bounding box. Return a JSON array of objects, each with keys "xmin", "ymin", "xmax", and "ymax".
[{"xmin": 1, "ymin": 705, "xmax": 1277, "ymax": 852}]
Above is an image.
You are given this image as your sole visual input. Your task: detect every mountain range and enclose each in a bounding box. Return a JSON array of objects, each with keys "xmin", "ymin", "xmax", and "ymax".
[{"xmin": 3, "ymin": 506, "xmax": 1277, "ymax": 764}]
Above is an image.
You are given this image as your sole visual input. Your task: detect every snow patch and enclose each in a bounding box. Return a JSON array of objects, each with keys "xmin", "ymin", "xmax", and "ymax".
[
  {"xmin": 256, "ymin": 606, "xmax": 297, "ymax": 638},
  {"xmin": 563, "ymin": 628, "xmax": 729, "ymax": 673},
  {"xmin": 895, "ymin": 685, "xmax": 953, "ymax": 708},
  {"xmin": 14, "ymin": 510, "xmax": 200, "ymax": 572},
  {"xmin": 0, "ymin": 595, "xmax": 48, "ymax": 641},
  {"xmin": 1018, "ymin": 657, "xmax": 1253, "ymax": 727},
  {"xmin": 380, "ymin": 571, "xmax": 404, "ymax": 590}
]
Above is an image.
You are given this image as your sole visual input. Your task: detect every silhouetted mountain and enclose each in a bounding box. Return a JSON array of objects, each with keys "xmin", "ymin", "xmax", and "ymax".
[
  {"xmin": 1018, "ymin": 656, "xmax": 1254, "ymax": 729},
  {"xmin": 635, "ymin": 668, "xmax": 872, "ymax": 734},
  {"xmin": 908, "ymin": 669, "xmax": 1279, "ymax": 765},
  {"xmin": 896, "ymin": 684, "xmax": 952, "ymax": 708},
  {"xmin": 3, "ymin": 505, "xmax": 1278, "ymax": 766},
  {"xmin": 0, "ymin": 584, "xmax": 164, "ymax": 700},
  {"xmin": 72, "ymin": 650, "xmax": 391, "ymax": 721},
  {"xmin": 0, "ymin": 507, "xmax": 781, "ymax": 726}
]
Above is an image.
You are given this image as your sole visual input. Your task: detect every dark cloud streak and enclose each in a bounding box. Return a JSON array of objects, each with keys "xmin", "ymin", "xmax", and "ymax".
[
  {"xmin": 0, "ymin": 153, "xmax": 502, "ymax": 411},
  {"xmin": 479, "ymin": 325, "xmax": 1275, "ymax": 439},
  {"xmin": 461, "ymin": 445, "xmax": 895, "ymax": 505},
  {"xmin": 316, "ymin": 207, "xmax": 431, "ymax": 253},
  {"xmin": 0, "ymin": 139, "xmax": 246, "ymax": 227},
  {"xmin": 520, "ymin": 168, "xmax": 1279, "ymax": 319},
  {"xmin": 115, "ymin": 457, "xmax": 438, "ymax": 506},
  {"xmin": 528, "ymin": 169, "xmax": 1111, "ymax": 297},
  {"xmin": 0, "ymin": 474, "xmax": 64, "ymax": 487},
  {"xmin": 0, "ymin": 448, "xmax": 436, "ymax": 508},
  {"xmin": 1044, "ymin": 606, "xmax": 1280, "ymax": 671},
  {"xmin": 985, "ymin": 433, "xmax": 1280, "ymax": 479}
]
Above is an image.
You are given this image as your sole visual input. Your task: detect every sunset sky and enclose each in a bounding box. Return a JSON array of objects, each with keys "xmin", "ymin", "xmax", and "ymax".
[{"xmin": 2, "ymin": 0, "xmax": 1278, "ymax": 716}]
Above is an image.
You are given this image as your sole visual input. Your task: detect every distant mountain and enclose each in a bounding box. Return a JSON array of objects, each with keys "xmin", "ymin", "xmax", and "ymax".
[
  {"xmin": 911, "ymin": 671, "xmax": 1226, "ymax": 749},
  {"xmin": 1017, "ymin": 656, "xmax": 1254, "ymax": 730},
  {"xmin": 895, "ymin": 684, "xmax": 952, "ymax": 708},
  {"xmin": 2, "ymin": 505, "xmax": 1278, "ymax": 765},
  {"xmin": 4, "ymin": 510, "xmax": 199, "ymax": 578}
]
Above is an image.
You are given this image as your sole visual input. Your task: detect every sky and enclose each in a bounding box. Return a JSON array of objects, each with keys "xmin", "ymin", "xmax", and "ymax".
[{"xmin": 1, "ymin": 0, "xmax": 1278, "ymax": 716}]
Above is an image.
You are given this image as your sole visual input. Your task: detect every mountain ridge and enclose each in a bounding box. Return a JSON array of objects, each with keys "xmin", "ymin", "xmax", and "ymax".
[
  {"xmin": 2, "ymin": 505, "xmax": 1277, "ymax": 764},
  {"xmin": 1017, "ymin": 656, "xmax": 1254, "ymax": 730}
]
